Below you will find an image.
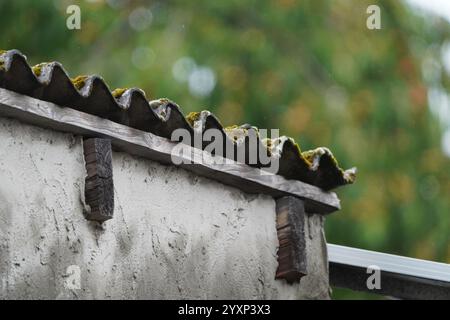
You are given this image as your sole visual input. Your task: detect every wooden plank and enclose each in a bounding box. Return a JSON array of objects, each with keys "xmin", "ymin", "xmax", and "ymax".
[
  {"xmin": 0, "ymin": 88, "xmax": 340, "ymax": 214},
  {"xmin": 275, "ymin": 196, "xmax": 307, "ymax": 283},
  {"xmin": 83, "ymin": 138, "xmax": 114, "ymax": 222}
]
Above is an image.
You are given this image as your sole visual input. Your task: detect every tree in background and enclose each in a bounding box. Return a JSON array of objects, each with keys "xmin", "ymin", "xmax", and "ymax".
[{"xmin": 1, "ymin": 0, "xmax": 450, "ymax": 299}]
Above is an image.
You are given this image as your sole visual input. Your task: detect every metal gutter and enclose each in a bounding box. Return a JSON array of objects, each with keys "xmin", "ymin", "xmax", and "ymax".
[{"xmin": 328, "ymin": 244, "xmax": 450, "ymax": 299}]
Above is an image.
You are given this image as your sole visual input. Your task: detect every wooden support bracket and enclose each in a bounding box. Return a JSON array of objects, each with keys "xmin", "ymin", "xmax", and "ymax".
[
  {"xmin": 275, "ymin": 196, "xmax": 307, "ymax": 283},
  {"xmin": 83, "ymin": 138, "xmax": 114, "ymax": 222}
]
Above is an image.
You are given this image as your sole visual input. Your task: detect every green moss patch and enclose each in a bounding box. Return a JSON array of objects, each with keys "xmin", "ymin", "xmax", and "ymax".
[
  {"xmin": 186, "ymin": 111, "xmax": 201, "ymax": 126},
  {"xmin": 71, "ymin": 75, "xmax": 88, "ymax": 90},
  {"xmin": 112, "ymin": 88, "xmax": 128, "ymax": 98},
  {"xmin": 32, "ymin": 62, "xmax": 49, "ymax": 77},
  {"xmin": 0, "ymin": 50, "xmax": 6, "ymax": 71}
]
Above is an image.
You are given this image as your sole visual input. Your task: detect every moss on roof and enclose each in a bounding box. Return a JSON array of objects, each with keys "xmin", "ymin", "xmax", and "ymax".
[
  {"xmin": 112, "ymin": 88, "xmax": 128, "ymax": 98},
  {"xmin": 0, "ymin": 50, "xmax": 6, "ymax": 71},
  {"xmin": 0, "ymin": 49, "xmax": 356, "ymax": 190},
  {"xmin": 32, "ymin": 62, "xmax": 49, "ymax": 77},
  {"xmin": 71, "ymin": 75, "xmax": 88, "ymax": 90},
  {"xmin": 185, "ymin": 111, "xmax": 201, "ymax": 126}
]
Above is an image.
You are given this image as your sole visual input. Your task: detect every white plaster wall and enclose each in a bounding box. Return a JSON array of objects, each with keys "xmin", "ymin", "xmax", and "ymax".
[{"xmin": 0, "ymin": 117, "xmax": 329, "ymax": 299}]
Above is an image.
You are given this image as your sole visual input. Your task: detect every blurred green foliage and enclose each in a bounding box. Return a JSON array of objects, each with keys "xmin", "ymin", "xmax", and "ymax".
[{"xmin": 1, "ymin": 0, "xmax": 450, "ymax": 299}]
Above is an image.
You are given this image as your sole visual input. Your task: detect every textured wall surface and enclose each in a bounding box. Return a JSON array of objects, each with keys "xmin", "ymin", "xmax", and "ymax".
[{"xmin": 0, "ymin": 117, "xmax": 330, "ymax": 299}]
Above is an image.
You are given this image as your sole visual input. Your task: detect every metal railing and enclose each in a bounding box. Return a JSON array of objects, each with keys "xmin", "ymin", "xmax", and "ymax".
[{"xmin": 328, "ymin": 244, "xmax": 450, "ymax": 299}]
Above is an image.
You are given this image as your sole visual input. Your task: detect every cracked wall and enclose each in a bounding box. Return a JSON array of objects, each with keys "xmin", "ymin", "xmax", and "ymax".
[{"xmin": 0, "ymin": 117, "xmax": 330, "ymax": 299}]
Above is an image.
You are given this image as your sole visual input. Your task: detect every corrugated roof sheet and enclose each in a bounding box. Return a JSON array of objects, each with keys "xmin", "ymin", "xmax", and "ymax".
[{"xmin": 0, "ymin": 49, "xmax": 356, "ymax": 191}]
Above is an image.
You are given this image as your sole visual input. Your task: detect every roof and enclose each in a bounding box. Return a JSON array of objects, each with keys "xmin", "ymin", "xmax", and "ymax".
[{"xmin": 0, "ymin": 49, "xmax": 356, "ymax": 191}]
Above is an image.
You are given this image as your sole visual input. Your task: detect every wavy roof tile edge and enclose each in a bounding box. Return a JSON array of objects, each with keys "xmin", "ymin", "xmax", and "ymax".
[{"xmin": 0, "ymin": 49, "xmax": 356, "ymax": 191}]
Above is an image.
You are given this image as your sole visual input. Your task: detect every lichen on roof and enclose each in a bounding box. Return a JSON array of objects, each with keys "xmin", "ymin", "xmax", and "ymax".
[
  {"xmin": 185, "ymin": 111, "xmax": 201, "ymax": 126},
  {"xmin": 0, "ymin": 49, "xmax": 356, "ymax": 191},
  {"xmin": 302, "ymin": 147, "xmax": 338, "ymax": 169},
  {"xmin": 224, "ymin": 125, "xmax": 239, "ymax": 131},
  {"xmin": 0, "ymin": 50, "xmax": 6, "ymax": 71},
  {"xmin": 112, "ymin": 88, "xmax": 128, "ymax": 98},
  {"xmin": 71, "ymin": 75, "xmax": 88, "ymax": 90},
  {"xmin": 32, "ymin": 62, "xmax": 49, "ymax": 77}
]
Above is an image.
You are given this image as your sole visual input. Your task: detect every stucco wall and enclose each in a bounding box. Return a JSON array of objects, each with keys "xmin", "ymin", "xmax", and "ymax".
[{"xmin": 0, "ymin": 117, "xmax": 330, "ymax": 299}]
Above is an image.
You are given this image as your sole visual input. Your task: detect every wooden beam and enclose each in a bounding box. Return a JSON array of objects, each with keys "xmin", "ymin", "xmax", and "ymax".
[
  {"xmin": 83, "ymin": 138, "xmax": 114, "ymax": 222},
  {"xmin": 275, "ymin": 196, "xmax": 307, "ymax": 283},
  {"xmin": 0, "ymin": 88, "xmax": 340, "ymax": 214}
]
